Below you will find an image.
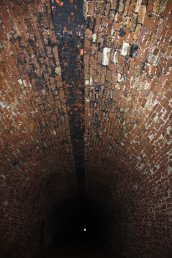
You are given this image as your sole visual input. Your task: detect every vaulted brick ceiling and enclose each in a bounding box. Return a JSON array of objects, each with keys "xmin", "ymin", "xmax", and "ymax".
[{"xmin": 0, "ymin": 0, "xmax": 172, "ymax": 257}]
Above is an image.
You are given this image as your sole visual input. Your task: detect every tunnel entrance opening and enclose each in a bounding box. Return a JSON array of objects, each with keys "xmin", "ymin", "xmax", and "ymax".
[{"xmin": 38, "ymin": 197, "xmax": 114, "ymax": 257}]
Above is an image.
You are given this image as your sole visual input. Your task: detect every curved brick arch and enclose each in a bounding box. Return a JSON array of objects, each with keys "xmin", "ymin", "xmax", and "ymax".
[{"xmin": 0, "ymin": 0, "xmax": 171, "ymax": 257}]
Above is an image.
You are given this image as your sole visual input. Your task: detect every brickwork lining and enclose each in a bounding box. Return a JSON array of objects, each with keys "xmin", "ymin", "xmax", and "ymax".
[
  {"xmin": 0, "ymin": 0, "xmax": 171, "ymax": 257},
  {"xmin": 0, "ymin": 0, "xmax": 76, "ymax": 256},
  {"xmin": 84, "ymin": 0, "xmax": 172, "ymax": 257}
]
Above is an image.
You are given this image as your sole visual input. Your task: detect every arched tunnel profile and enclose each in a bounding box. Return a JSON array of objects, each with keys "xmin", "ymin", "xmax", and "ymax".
[{"xmin": 0, "ymin": 0, "xmax": 172, "ymax": 257}]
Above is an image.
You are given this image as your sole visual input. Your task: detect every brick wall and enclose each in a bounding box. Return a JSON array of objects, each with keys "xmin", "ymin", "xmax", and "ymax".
[
  {"xmin": 0, "ymin": 0, "xmax": 76, "ymax": 256},
  {"xmin": 0, "ymin": 0, "xmax": 171, "ymax": 257},
  {"xmin": 84, "ymin": 0, "xmax": 172, "ymax": 257}
]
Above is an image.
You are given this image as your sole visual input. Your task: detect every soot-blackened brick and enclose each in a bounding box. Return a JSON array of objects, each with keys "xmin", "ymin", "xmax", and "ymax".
[
  {"xmin": 129, "ymin": 44, "xmax": 139, "ymax": 58},
  {"xmin": 51, "ymin": 0, "xmax": 85, "ymax": 193}
]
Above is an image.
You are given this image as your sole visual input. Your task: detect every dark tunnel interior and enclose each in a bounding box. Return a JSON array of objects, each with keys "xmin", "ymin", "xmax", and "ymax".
[{"xmin": 36, "ymin": 196, "xmax": 115, "ymax": 258}]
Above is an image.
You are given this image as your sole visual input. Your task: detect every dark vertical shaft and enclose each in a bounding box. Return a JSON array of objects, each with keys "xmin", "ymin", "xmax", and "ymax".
[{"xmin": 50, "ymin": 0, "xmax": 85, "ymax": 195}]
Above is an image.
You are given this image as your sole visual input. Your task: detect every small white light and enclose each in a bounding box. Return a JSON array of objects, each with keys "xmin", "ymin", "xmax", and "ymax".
[{"xmin": 84, "ymin": 228, "xmax": 87, "ymax": 232}]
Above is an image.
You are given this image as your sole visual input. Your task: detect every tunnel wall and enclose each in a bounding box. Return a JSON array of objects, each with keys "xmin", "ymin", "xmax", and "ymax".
[
  {"xmin": 0, "ymin": 0, "xmax": 77, "ymax": 256},
  {"xmin": 84, "ymin": 0, "xmax": 172, "ymax": 257},
  {"xmin": 0, "ymin": 0, "xmax": 171, "ymax": 257}
]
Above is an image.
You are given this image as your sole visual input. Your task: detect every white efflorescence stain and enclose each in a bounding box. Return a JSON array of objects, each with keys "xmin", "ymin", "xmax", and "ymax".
[
  {"xmin": 121, "ymin": 42, "xmax": 129, "ymax": 56},
  {"xmin": 102, "ymin": 47, "xmax": 111, "ymax": 66}
]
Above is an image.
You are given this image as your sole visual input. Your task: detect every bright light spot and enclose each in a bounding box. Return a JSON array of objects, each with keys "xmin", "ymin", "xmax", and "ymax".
[{"xmin": 84, "ymin": 228, "xmax": 87, "ymax": 232}]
